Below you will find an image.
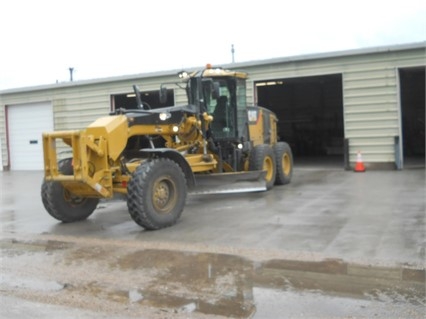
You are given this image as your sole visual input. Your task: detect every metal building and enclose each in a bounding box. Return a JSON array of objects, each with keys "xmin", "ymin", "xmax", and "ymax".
[{"xmin": 0, "ymin": 42, "xmax": 424, "ymax": 171}]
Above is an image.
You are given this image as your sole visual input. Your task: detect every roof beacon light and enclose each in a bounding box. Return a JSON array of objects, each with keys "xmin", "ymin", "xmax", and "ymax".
[{"xmin": 178, "ymin": 71, "xmax": 188, "ymax": 79}]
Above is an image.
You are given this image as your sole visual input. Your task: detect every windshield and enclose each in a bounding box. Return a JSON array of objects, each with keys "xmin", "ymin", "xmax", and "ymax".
[
  {"xmin": 205, "ymin": 79, "xmax": 236, "ymax": 139},
  {"xmin": 188, "ymin": 76, "xmax": 247, "ymax": 140}
]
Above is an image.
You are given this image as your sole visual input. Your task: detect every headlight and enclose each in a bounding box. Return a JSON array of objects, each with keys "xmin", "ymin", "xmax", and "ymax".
[{"xmin": 159, "ymin": 112, "xmax": 171, "ymax": 121}]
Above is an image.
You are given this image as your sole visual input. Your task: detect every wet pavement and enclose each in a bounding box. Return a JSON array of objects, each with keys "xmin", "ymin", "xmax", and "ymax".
[{"xmin": 0, "ymin": 167, "xmax": 425, "ymax": 318}]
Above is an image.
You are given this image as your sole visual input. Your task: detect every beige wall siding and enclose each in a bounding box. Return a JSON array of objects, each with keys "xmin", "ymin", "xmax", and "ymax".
[
  {"xmin": 343, "ymin": 66, "xmax": 399, "ymax": 163},
  {"xmin": 175, "ymin": 88, "xmax": 188, "ymax": 105}
]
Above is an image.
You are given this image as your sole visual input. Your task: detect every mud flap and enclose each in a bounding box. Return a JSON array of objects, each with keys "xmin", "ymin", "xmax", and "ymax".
[{"xmin": 189, "ymin": 171, "xmax": 267, "ymax": 195}]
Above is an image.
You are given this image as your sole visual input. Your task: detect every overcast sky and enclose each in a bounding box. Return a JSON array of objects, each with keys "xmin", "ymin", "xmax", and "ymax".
[{"xmin": 0, "ymin": 0, "xmax": 425, "ymax": 90}]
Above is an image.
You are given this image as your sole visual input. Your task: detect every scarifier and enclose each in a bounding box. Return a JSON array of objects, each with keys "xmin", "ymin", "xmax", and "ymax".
[{"xmin": 41, "ymin": 65, "xmax": 293, "ymax": 230}]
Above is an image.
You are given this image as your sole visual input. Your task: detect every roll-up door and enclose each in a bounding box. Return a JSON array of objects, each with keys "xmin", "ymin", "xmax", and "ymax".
[{"xmin": 7, "ymin": 102, "xmax": 53, "ymax": 170}]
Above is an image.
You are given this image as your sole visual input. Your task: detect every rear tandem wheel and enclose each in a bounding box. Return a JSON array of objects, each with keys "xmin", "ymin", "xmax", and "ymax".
[
  {"xmin": 249, "ymin": 144, "xmax": 276, "ymax": 190},
  {"xmin": 274, "ymin": 142, "xmax": 293, "ymax": 185}
]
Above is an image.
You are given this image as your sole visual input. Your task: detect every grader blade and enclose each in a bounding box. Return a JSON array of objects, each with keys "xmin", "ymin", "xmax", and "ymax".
[{"xmin": 190, "ymin": 171, "xmax": 267, "ymax": 195}]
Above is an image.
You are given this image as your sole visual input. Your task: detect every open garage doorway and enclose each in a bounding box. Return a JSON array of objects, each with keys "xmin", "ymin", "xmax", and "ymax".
[
  {"xmin": 111, "ymin": 89, "xmax": 174, "ymax": 111},
  {"xmin": 255, "ymin": 74, "xmax": 344, "ymax": 168},
  {"xmin": 399, "ymin": 67, "xmax": 425, "ymax": 168}
]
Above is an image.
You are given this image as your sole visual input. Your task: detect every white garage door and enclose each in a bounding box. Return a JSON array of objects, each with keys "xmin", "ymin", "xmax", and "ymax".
[{"xmin": 8, "ymin": 101, "xmax": 54, "ymax": 170}]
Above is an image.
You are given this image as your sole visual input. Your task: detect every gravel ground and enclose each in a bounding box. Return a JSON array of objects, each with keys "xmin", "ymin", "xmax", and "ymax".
[{"xmin": 1, "ymin": 235, "xmax": 424, "ymax": 319}]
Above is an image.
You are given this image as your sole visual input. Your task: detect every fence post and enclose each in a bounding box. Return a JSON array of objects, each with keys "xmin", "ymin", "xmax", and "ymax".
[
  {"xmin": 344, "ymin": 138, "xmax": 350, "ymax": 170},
  {"xmin": 0, "ymin": 137, "xmax": 2, "ymax": 171},
  {"xmin": 394, "ymin": 136, "xmax": 402, "ymax": 170}
]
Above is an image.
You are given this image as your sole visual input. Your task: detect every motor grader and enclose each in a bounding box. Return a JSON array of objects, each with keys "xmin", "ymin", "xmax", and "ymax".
[{"xmin": 41, "ymin": 65, "xmax": 293, "ymax": 230}]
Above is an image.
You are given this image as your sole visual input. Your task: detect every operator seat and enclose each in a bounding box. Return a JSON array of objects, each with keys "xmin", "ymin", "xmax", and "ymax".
[{"xmin": 213, "ymin": 95, "xmax": 228, "ymax": 126}]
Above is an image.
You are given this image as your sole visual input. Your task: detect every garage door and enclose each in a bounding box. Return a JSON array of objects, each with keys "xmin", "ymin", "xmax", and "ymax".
[{"xmin": 8, "ymin": 102, "xmax": 53, "ymax": 170}]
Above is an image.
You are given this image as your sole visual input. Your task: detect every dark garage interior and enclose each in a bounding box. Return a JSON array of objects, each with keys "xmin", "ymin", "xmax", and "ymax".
[
  {"xmin": 399, "ymin": 67, "xmax": 425, "ymax": 167},
  {"xmin": 256, "ymin": 74, "xmax": 344, "ymax": 165}
]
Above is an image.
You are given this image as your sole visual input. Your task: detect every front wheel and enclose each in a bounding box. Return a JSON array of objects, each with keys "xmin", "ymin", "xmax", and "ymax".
[
  {"xmin": 41, "ymin": 157, "xmax": 99, "ymax": 222},
  {"xmin": 249, "ymin": 144, "xmax": 276, "ymax": 190},
  {"xmin": 127, "ymin": 158, "xmax": 187, "ymax": 230},
  {"xmin": 41, "ymin": 181, "xmax": 99, "ymax": 222}
]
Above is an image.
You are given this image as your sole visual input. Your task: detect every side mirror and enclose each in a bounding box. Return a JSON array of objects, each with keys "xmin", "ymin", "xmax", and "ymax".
[
  {"xmin": 212, "ymin": 82, "xmax": 220, "ymax": 100},
  {"xmin": 159, "ymin": 86, "xmax": 168, "ymax": 104},
  {"xmin": 133, "ymin": 85, "xmax": 143, "ymax": 109}
]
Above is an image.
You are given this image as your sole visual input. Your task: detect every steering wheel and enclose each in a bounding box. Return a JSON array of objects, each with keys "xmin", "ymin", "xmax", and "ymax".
[{"xmin": 140, "ymin": 101, "xmax": 152, "ymax": 110}]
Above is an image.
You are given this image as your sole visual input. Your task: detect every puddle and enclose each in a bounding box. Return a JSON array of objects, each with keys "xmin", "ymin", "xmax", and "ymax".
[
  {"xmin": 253, "ymin": 286, "xmax": 426, "ymax": 319},
  {"xmin": 1, "ymin": 238, "xmax": 424, "ymax": 318},
  {"xmin": 0, "ymin": 239, "xmax": 74, "ymax": 254},
  {"xmin": 116, "ymin": 249, "xmax": 255, "ymax": 317},
  {"xmin": 128, "ymin": 289, "xmax": 143, "ymax": 303},
  {"xmin": 1, "ymin": 273, "xmax": 64, "ymax": 292}
]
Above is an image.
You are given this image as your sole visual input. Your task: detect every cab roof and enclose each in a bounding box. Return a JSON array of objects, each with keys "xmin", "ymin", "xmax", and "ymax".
[{"xmin": 190, "ymin": 65, "xmax": 248, "ymax": 79}]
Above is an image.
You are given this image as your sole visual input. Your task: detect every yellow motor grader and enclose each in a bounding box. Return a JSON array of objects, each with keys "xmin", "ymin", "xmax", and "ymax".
[{"xmin": 41, "ymin": 65, "xmax": 293, "ymax": 230}]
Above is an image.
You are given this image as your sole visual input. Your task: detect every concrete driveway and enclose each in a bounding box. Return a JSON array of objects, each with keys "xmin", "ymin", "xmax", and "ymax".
[
  {"xmin": 1, "ymin": 167, "xmax": 425, "ymax": 318},
  {"xmin": 1, "ymin": 167, "xmax": 424, "ymax": 266}
]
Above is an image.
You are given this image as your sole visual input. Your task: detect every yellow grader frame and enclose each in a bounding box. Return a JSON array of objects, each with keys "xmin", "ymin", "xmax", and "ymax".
[{"xmin": 41, "ymin": 65, "xmax": 293, "ymax": 230}]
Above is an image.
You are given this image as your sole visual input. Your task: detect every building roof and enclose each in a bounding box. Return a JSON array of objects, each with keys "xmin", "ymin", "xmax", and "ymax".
[{"xmin": 1, "ymin": 41, "xmax": 425, "ymax": 95}]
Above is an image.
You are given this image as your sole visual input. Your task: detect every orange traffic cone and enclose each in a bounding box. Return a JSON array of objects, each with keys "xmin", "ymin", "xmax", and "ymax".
[{"xmin": 354, "ymin": 151, "xmax": 366, "ymax": 172}]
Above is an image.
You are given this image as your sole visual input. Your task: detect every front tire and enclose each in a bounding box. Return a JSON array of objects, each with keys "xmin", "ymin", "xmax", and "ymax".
[
  {"xmin": 249, "ymin": 144, "xmax": 276, "ymax": 190},
  {"xmin": 127, "ymin": 158, "xmax": 187, "ymax": 230},
  {"xmin": 41, "ymin": 182, "xmax": 99, "ymax": 222},
  {"xmin": 41, "ymin": 158, "xmax": 99, "ymax": 223}
]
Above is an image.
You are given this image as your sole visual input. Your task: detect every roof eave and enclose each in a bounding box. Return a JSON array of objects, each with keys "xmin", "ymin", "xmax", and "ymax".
[{"xmin": 2, "ymin": 41, "xmax": 424, "ymax": 95}]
